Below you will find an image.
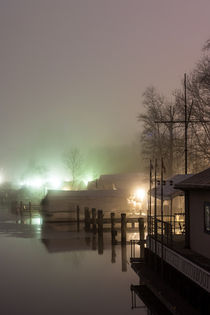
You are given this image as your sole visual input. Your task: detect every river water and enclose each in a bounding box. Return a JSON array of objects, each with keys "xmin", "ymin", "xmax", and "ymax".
[{"xmin": 0, "ymin": 207, "xmax": 148, "ymax": 315}]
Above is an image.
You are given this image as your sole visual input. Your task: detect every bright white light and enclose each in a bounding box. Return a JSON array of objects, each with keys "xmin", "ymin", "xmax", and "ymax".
[
  {"xmin": 19, "ymin": 177, "xmax": 43, "ymax": 189},
  {"xmin": 47, "ymin": 176, "xmax": 62, "ymax": 189},
  {"xmin": 135, "ymin": 188, "xmax": 146, "ymax": 201},
  {"xmin": 83, "ymin": 175, "xmax": 93, "ymax": 186},
  {"xmin": 31, "ymin": 217, "xmax": 42, "ymax": 225},
  {"xmin": 31, "ymin": 177, "xmax": 43, "ymax": 188}
]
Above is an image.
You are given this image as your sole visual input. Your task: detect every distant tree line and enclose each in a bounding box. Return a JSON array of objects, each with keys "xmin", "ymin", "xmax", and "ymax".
[{"xmin": 138, "ymin": 39, "xmax": 210, "ymax": 176}]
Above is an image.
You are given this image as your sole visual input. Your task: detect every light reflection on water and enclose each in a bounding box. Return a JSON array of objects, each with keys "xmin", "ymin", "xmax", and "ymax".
[{"xmin": 0, "ymin": 208, "xmax": 147, "ymax": 315}]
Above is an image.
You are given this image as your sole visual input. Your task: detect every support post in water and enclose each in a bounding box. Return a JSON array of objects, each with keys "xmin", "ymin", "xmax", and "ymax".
[
  {"xmin": 84, "ymin": 207, "xmax": 90, "ymax": 231},
  {"xmin": 138, "ymin": 218, "xmax": 145, "ymax": 258},
  {"xmin": 121, "ymin": 244, "xmax": 127, "ymax": 272},
  {"xmin": 121, "ymin": 213, "xmax": 127, "ymax": 245},
  {"xmin": 97, "ymin": 210, "xmax": 103, "ymax": 234},
  {"xmin": 92, "ymin": 208, "xmax": 96, "ymax": 233},
  {"xmin": 111, "ymin": 212, "xmax": 117, "ymax": 244},
  {"xmin": 76, "ymin": 205, "xmax": 80, "ymax": 223}
]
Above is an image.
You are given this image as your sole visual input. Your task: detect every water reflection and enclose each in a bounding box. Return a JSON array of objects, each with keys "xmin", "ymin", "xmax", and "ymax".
[
  {"xmin": 0, "ymin": 207, "xmax": 151, "ymax": 315},
  {"xmin": 41, "ymin": 223, "xmax": 130, "ymax": 273}
]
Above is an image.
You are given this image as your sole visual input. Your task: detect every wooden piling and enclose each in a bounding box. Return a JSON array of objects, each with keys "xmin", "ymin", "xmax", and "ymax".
[
  {"xmin": 138, "ymin": 218, "xmax": 145, "ymax": 258},
  {"xmin": 97, "ymin": 210, "xmax": 103, "ymax": 234},
  {"xmin": 92, "ymin": 208, "xmax": 96, "ymax": 233},
  {"xmin": 98, "ymin": 232, "xmax": 103, "ymax": 255},
  {"xmin": 111, "ymin": 245, "xmax": 116, "ymax": 263},
  {"xmin": 121, "ymin": 245, "xmax": 127, "ymax": 272},
  {"xmin": 121, "ymin": 213, "xmax": 127, "ymax": 245},
  {"xmin": 76, "ymin": 205, "xmax": 80, "ymax": 223},
  {"xmin": 84, "ymin": 207, "xmax": 90, "ymax": 231},
  {"xmin": 138, "ymin": 218, "xmax": 144, "ymax": 240},
  {"xmin": 111, "ymin": 212, "xmax": 117, "ymax": 244}
]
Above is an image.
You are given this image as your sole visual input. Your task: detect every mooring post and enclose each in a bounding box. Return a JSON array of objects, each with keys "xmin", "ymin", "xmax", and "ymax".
[
  {"xmin": 138, "ymin": 218, "xmax": 145, "ymax": 258},
  {"xmin": 111, "ymin": 244, "xmax": 116, "ymax": 263},
  {"xmin": 121, "ymin": 245, "xmax": 127, "ymax": 272},
  {"xmin": 76, "ymin": 205, "xmax": 80, "ymax": 223},
  {"xmin": 111, "ymin": 212, "xmax": 117, "ymax": 244},
  {"xmin": 92, "ymin": 208, "xmax": 96, "ymax": 233},
  {"xmin": 98, "ymin": 232, "xmax": 104, "ymax": 255},
  {"xmin": 138, "ymin": 218, "xmax": 144, "ymax": 240},
  {"xmin": 92, "ymin": 235, "xmax": 96, "ymax": 250},
  {"xmin": 84, "ymin": 207, "xmax": 90, "ymax": 231},
  {"xmin": 97, "ymin": 210, "xmax": 103, "ymax": 234},
  {"xmin": 121, "ymin": 213, "xmax": 127, "ymax": 245}
]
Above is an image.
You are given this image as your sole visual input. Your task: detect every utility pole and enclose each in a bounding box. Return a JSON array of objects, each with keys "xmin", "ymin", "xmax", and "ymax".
[
  {"xmin": 155, "ymin": 73, "xmax": 210, "ymax": 175},
  {"xmin": 184, "ymin": 73, "xmax": 188, "ymax": 174}
]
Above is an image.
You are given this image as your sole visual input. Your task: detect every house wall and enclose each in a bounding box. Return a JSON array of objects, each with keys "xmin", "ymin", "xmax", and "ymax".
[
  {"xmin": 190, "ymin": 190, "xmax": 210, "ymax": 259},
  {"xmin": 42, "ymin": 190, "xmax": 132, "ymax": 216}
]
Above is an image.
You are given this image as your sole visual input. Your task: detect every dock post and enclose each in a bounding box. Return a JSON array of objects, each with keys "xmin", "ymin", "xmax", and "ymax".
[
  {"xmin": 76, "ymin": 205, "xmax": 80, "ymax": 223},
  {"xmin": 111, "ymin": 212, "xmax": 117, "ymax": 244},
  {"xmin": 97, "ymin": 210, "xmax": 103, "ymax": 234},
  {"xmin": 92, "ymin": 208, "xmax": 96, "ymax": 233},
  {"xmin": 138, "ymin": 218, "xmax": 145, "ymax": 258},
  {"xmin": 111, "ymin": 244, "xmax": 116, "ymax": 263},
  {"xmin": 121, "ymin": 245, "xmax": 127, "ymax": 272},
  {"xmin": 97, "ymin": 210, "xmax": 103, "ymax": 254},
  {"xmin": 98, "ymin": 232, "xmax": 104, "ymax": 255},
  {"xmin": 92, "ymin": 235, "xmax": 97, "ymax": 250},
  {"xmin": 84, "ymin": 207, "xmax": 90, "ymax": 231},
  {"xmin": 121, "ymin": 213, "xmax": 127, "ymax": 245}
]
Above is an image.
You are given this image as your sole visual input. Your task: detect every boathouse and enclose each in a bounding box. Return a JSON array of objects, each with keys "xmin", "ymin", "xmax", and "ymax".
[
  {"xmin": 41, "ymin": 189, "xmax": 131, "ymax": 222},
  {"xmin": 130, "ymin": 168, "xmax": 210, "ymax": 314},
  {"xmin": 175, "ymin": 167, "xmax": 210, "ymax": 259}
]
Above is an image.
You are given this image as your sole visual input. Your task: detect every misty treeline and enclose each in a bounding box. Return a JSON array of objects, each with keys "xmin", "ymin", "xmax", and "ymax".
[
  {"xmin": 19, "ymin": 143, "xmax": 141, "ymax": 188},
  {"xmin": 63, "ymin": 143, "xmax": 141, "ymax": 186},
  {"xmin": 138, "ymin": 39, "xmax": 210, "ymax": 176}
]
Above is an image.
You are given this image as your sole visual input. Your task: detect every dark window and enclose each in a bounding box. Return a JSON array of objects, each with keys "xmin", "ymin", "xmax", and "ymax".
[{"xmin": 204, "ymin": 202, "xmax": 210, "ymax": 233}]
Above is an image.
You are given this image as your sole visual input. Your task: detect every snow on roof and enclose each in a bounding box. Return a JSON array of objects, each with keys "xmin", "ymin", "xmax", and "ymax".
[
  {"xmin": 150, "ymin": 174, "xmax": 194, "ymax": 200},
  {"xmin": 175, "ymin": 167, "xmax": 210, "ymax": 190}
]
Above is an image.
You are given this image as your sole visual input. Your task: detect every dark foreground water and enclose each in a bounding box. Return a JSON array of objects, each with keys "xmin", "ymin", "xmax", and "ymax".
[{"xmin": 0, "ymin": 207, "xmax": 148, "ymax": 315}]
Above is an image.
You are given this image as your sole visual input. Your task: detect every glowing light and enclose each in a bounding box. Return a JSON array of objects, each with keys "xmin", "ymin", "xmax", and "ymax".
[
  {"xmin": 47, "ymin": 175, "xmax": 62, "ymax": 189},
  {"xmin": 135, "ymin": 188, "xmax": 146, "ymax": 201},
  {"xmin": 31, "ymin": 177, "xmax": 43, "ymax": 188},
  {"xmin": 83, "ymin": 175, "xmax": 93, "ymax": 186},
  {"xmin": 31, "ymin": 217, "xmax": 42, "ymax": 225}
]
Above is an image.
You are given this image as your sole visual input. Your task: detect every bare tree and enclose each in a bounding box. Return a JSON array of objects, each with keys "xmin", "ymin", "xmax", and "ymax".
[
  {"xmin": 64, "ymin": 148, "xmax": 83, "ymax": 189},
  {"xmin": 138, "ymin": 86, "xmax": 180, "ymax": 176}
]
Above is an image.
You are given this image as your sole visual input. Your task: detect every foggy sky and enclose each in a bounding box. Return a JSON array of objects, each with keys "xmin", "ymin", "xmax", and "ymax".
[{"xmin": 1, "ymin": 0, "xmax": 210, "ymax": 178}]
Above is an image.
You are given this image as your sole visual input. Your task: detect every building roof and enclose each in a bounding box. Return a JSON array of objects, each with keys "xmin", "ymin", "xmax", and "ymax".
[
  {"xmin": 175, "ymin": 167, "xmax": 210, "ymax": 190},
  {"xmin": 45, "ymin": 189, "xmax": 128, "ymax": 199},
  {"xmin": 150, "ymin": 174, "xmax": 194, "ymax": 200}
]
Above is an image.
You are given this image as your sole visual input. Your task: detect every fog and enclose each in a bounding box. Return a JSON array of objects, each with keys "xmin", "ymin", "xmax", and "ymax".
[{"xmin": 1, "ymin": 0, "xmax": 210, "ymax": 181}]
